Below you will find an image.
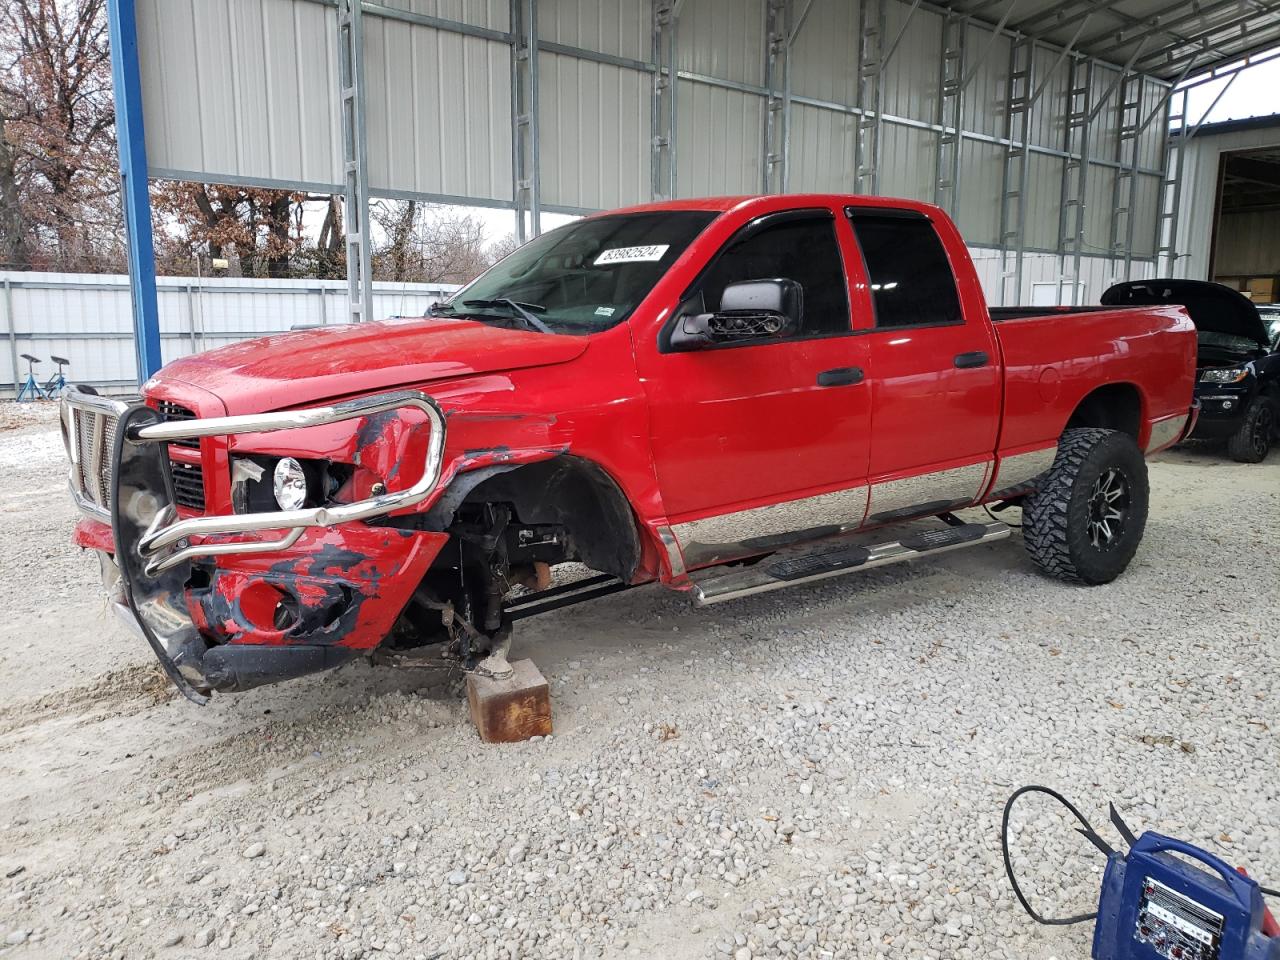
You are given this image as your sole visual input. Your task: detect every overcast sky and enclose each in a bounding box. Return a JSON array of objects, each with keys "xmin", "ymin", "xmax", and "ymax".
[{"xmin": 1182, "ymin": 56, "xmax": 1280, "ymax": 127}]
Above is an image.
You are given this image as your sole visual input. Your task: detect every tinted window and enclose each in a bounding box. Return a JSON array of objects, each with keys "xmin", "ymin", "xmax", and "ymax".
[
  {"xmin": 694, "ymin": 215, "xmax": 850, "ymax": 337},
  {"xmin": 850, "ymin": 216, "xmax": 962, "ymax": 329},
  {"xmin": 446, "ymin": 210, "xmax": 716, "ymax": 334}
]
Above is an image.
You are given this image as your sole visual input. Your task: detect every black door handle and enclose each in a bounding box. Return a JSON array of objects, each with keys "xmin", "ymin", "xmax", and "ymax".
[
  {"xmin": 954, "ymin": 351, "xmax": 989, "ymax": 369},
  {"xmin": 817, "ymin": 366, "xmax": 865, "ymax": 387}
]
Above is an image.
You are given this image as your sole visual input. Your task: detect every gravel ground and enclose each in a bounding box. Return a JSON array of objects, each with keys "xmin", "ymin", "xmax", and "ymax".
[{"xmin": 1, "ymin": 400, "xmax": 1278, "ymax": 960}]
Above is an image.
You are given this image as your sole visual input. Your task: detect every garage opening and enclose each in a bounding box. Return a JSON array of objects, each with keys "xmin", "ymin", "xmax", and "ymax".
[{"xmin": 1210, "ymin": 146, "xmax": 1280, "ymax": 305}]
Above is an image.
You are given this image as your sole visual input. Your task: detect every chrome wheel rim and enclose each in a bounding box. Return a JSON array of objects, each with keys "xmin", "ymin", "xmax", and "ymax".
[{"xmin": 1087, "ymin": 467, "xmax": 1129, "ymax": 550}]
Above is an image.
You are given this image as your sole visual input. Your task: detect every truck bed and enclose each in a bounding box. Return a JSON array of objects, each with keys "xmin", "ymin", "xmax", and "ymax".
[
  {"xmin": 990, "ymin": 303, "xmax": 1196, "ymax": 453},
  {"xmin": 990, "ymin": 305, "xmax": 1128, "ymax": 322}
]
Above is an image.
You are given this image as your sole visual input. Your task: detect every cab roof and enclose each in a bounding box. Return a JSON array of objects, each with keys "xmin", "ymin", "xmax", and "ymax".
[{"xmin": 594, "ymin": 194, "xmax": 940, "ymax": 219}]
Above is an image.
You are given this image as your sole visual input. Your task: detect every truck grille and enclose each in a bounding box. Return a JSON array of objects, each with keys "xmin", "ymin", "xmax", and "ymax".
[
  {"xmin": 155, "ymin": 401, "xmax": 206, "ymax": 511},
  {"xmin": 69, "ymin": 407, "xmax": 118, "ymax": 508},
  {"xmin": 170, "ymin": 461, "xmax": 207, "ymax": 511},
  {"xmin": 156, "ymin": 401, "xmax": 201, "ymax": 449},
  {"xmin": 68, "ymin": 401, "xmax": 207, "ymax": 513}
]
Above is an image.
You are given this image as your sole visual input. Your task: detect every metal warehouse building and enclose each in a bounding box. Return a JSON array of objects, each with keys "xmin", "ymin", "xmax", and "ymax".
[
  {"xmin": 46, "ymin": 0, "xmax": 1280, "ymax": 379},
  {"xmin": 1172, "ymin": 114, "xmax": 1280, "ymax": 295}
]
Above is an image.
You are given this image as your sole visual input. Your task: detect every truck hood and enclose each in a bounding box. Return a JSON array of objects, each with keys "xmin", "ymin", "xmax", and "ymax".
[
  {"xmin": 156, "ymin": 317, "xmax": 589, "ymax": 414},
  {"xmin": 1101, "ymin": 280, "xmax": 1269, "ymax": 350}
]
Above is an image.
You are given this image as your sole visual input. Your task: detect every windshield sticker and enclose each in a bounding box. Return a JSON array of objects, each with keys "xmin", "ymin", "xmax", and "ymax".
[
  {"xmin": 594, "ymin": 244, "xmax": 670, "ymax": 266},
  {"xmin": 595, "ymin": 306, "xmax": 616, "ymax": 317}
]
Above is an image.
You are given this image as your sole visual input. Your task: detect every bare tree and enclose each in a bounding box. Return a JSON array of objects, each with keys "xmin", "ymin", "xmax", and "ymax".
[
  {"xmin": 312, "ymin": 196, "xmax": 345, "ymax": 279},
  {"xmin": 487, "ymin": 232, "xmax": 522, "ymax": 263},
  {"xmin": 0, "ymin": 117, "xmax": 29, "ymax": 268},
  {"xmin": 371, "ymin": 202, "xmax": 508, "ymax": 284},
  {"xmin": 0, "ymin": 0, "xmax": 121, "ymax": 271},
  {"xmin": 150, "ymin": 181, "xmax": 306, "ymax": 277}
]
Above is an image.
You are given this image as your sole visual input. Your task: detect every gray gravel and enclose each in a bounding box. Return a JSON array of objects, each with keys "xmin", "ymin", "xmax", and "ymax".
[{"xmin": 1, "ymin": 403, "xmax": 1278, "ymax": 960}]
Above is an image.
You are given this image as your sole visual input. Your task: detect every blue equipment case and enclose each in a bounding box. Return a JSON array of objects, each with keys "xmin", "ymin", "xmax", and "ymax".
[{"xmin": 1093, "ymin": 832, "xmax": 1279, "ymax": 960}]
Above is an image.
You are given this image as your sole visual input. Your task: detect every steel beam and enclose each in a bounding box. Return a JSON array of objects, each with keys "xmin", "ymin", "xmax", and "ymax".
[
  {"xmin": 510, "ymin": 0, "xmax": 541, "ymax": 240},
  {"xmin": 106, "ymin": 0, "xmax": 162, "ymax": 378},
  {"xmin": 651, "ymin": 0, "xmax": 678, "ymax": 201},
  {"xmin": 1008, "ymin": 0, "xmax": 1127, "ymax": 36},
  {"xmin": 337, "ymin": 0, "xmax": 374, "ymax": 323},
  {"xmin": 3, "ymin": 279, "xmax": 17, "ymax": 397},
  {"xmin": 855, "ymin": 0, "xmax": 886, "ymax": 195},
  {"xmin": 1145, "ymin": 18, "xmax": 1280, "ymax": 79},
  {"xmin": 933, "ymin": 10, "xmax": 966, "ymax": 213},
  {"xmin": 1108, "ymin": 71, "xmax": 1144, "ymax": 281},
  {"xmin": 1081, "ymin": 0, "xmax": 1264, "ymax": 56},
  {"xmin": 1056, "ymin": 55, "xmax": 1091, "ymax": 305},
  {"xmin": 997, "ymin": 34, "xmax": 1034, "ymax": 306},
  {"xmin": 1128, "ymin": 2, "xmax": 1280, "ymax": 71},
  {"xmin": 762, "ymin": 0, "xmax": 789, "ymax": 193},
  {"xmin": 1012, "ymin": 0, "xmax": 1198, "ymax": 55},
  {"xmin": 360, "ymin": 2, "xmax": 512, "ymax": 43}
]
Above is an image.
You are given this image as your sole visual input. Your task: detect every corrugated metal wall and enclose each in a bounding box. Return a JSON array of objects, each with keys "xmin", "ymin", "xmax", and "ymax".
[
  {"xmin": 134, "ymin": 0, "xmax": 1174, "ymax": 303},
  {"xmin": 138, "ymin": 0, "xmax": 343, "ymax": 188},
  {"xmin": 364, "ymin": 18, "xmax": 513, "ymax": 202},
  {"xmin": 0, "ymin": 274, "xmax": 458, "ymax": 398}
]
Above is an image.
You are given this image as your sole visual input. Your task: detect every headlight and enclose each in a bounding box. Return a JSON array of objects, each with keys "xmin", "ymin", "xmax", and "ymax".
[
  {"xmin": 272, "ymin": 457, "xmax": 309, "ymax": 510},
  {"xmin": 1199, "ymin": 367, "xmax": 1248, "ymax": 384}
]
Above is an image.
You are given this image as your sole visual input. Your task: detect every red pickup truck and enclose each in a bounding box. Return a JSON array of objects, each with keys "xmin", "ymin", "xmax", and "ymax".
[{"xmin": 62, "ymin": 195, "xmax": 1197, "ymax": 701}]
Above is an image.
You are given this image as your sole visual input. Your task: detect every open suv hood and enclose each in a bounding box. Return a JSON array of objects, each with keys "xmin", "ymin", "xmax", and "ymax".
[
  {"xmin": 1101, "ymin": 279, "xmax": 1269, "ymax": 350},
  {"xmin": 157, "ymin": 316, "xmax": 589, "ymax": 414}
]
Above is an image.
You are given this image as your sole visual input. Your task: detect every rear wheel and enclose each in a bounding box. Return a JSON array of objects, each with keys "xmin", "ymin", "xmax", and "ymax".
[
  {"xmin": 1023, "ymin": 428, "xmax": 1149, "ymax": 585},
  {"xmin": 1226, "ymin": 397, "xmax": 1275, "ymax": 463}
]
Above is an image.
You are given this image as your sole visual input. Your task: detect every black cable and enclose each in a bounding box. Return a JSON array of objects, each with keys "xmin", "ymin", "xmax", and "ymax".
[
  {"xmin": 1001, "ymin": 785, "xmax": 1105, "ymax": 926},
  {"xmin": 984, "ymin": 504, "xmax": 1022, "ymax": 529},
  {"xmin": 1003, "ymin": 786, "xmax": 1280, "ymax": 924}
]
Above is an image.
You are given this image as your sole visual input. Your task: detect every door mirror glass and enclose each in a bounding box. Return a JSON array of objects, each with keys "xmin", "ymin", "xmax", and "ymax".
[{"xmin": 669, "ymin": 279, "xmax": 801, "ymax": 351}]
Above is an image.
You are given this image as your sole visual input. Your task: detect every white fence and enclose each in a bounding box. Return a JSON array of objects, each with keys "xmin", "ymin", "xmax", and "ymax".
[
  {"xmin": 2, "ymin": 254, "xmax": 1157, "ymax": 400},
  {"xmin": 0, "ymin": 272, "xmax": 460, "ymax": 398}
]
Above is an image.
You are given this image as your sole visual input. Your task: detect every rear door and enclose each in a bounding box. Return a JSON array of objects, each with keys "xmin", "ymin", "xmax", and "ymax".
[{"xmin": 846, "ymin": 208, "xmax": 1002, "ymax": 525}]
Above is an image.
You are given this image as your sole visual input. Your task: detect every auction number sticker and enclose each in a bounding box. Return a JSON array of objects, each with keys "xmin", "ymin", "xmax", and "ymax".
[{"xmin": 594, "ymin": 244, "xmax": 669, "ymax": 266}]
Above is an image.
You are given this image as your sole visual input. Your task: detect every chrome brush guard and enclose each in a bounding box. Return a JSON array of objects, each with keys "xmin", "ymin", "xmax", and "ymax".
[
  {"xmin": 59, "ymin": 386, "xmax": 447, "ymax": 703},
  {"xmin": 61, "ymin": 388, "xmax": 447, "ymax": 575}
]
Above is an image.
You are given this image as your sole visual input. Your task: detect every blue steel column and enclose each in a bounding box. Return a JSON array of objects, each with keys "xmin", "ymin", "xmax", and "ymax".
[{"xmin": 106, "ymin": 0, "xmax": 162, "ymax": 380}]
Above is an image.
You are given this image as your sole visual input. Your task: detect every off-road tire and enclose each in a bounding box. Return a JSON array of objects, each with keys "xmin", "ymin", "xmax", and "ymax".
[
  {"xmin": 1225, "ymin": 397, "xmax": 1275, "ymax": 464},
  {"xmin": 1023, "ymin": 428, "xmax": 1149, "ymax": 585}
]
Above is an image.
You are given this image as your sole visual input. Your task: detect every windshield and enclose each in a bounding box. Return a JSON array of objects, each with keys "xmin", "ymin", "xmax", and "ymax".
[
  {"xmin": 1259, "ymin": 307, "xmax": 1280, "ymax": 349},
  {"xmin": 438, "ymin": 210, "xmax": 717, "ymax": 334},
  {"xmin": 1197, "ymin": 329, "xmax": 1259, "ymax": 355}
]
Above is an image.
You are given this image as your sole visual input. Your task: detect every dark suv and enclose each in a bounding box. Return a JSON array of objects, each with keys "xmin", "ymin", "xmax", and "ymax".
[{"xmin": 1103, "ymin": 281, "xmax": 1279, "ymax": 463}]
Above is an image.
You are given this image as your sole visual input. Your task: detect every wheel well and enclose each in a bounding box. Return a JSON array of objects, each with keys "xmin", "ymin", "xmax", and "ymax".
[
  {"xmin": 1064, "ymin": 383, "xmax": 1143, "ymax": 439},
  {"xmin": 457, "ymin": 455, "xmax": 641, "ymax": 581}
]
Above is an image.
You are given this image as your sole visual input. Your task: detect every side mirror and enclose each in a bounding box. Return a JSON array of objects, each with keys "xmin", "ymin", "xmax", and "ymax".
[
  {"xmin": 668, "ymin": 278, "xmax": 802, "ymax": 352},
  {"xmin": 720, "ymin": 278, "xmax": 798, "ymax": 315}
]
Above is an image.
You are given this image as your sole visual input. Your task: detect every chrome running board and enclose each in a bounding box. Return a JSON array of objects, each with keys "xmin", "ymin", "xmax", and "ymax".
[{"xmin": 689, "ymin": 520, "xmax": 1011, "ymax": 606}]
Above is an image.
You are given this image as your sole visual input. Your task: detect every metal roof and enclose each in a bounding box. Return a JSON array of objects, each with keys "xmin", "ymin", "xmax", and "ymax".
[{"xmin": 944, "ymin": 0, "xmax": 1280, "ymax": 80}]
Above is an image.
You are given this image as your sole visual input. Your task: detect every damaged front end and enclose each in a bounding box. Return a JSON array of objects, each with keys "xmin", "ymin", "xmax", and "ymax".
[{"xmin": 63, "ymin": 388, "xmax": 451, "ymax": 702}]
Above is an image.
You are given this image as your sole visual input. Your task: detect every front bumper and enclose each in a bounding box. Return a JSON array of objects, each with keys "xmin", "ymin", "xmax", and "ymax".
[
  {"xmin": 1190, "ymin": 388, "xmax": 1251, "ymax": 438},
  {"xmin": 62, "ymin": 388, "xmax": 451, "ymax": 700}
]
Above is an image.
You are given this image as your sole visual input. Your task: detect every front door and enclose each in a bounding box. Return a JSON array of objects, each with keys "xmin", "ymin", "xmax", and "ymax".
[
  {"xmin": 637, "ymin": 208, "xmax": 873, "ymax": 567},
  {"xmin": 846, "ymin": 209, "xmax": 1002, "ymax": 524}
]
